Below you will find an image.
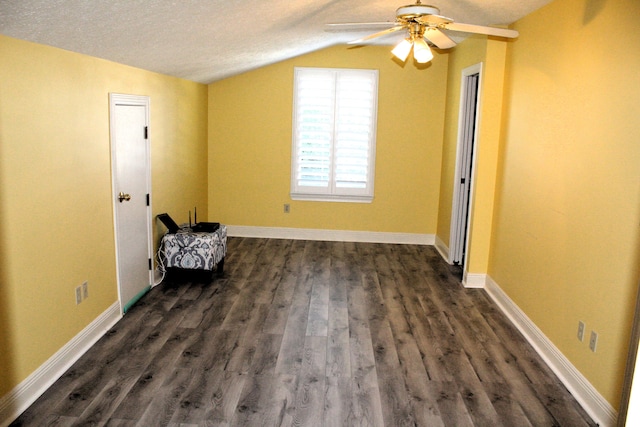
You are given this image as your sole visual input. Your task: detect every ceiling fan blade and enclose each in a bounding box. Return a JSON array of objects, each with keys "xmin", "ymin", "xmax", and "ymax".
[
  {"xmin": 423, "ymin": 28, "xmax": 457, "ymax": 49},
  {"xmin": 444, "ymin": 22, "xmax": 519, "ymax": 38},
  {"xmin": 348, "ymin": 25, "xmax": 406, "ymax": 45},
  {"xmin": 325, "ymin": 22, "xmax": 398, "ymax": 32},
  {"xmin": 415, "ymin": 14, "xmax": 453, "ymax": 26}
]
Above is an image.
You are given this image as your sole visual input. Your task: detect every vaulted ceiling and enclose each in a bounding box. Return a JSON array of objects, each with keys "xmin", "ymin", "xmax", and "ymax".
[{"xmin": 0, "ymin": 0, "xmax": 553, "ymax": 83}]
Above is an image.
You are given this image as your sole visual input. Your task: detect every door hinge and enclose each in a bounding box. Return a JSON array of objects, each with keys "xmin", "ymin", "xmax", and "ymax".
[
  {"xmin": 461, "ymin": 178, "xmax": 466, "ymax": 184},
  {"xmin": 144, "ymin": 126, "xmax": 148, "ymax": 139},
  {"xmin": 149, "ymin": 258, "xmax": 153, "ymax": 270},
  {"xmin": 146, "ymin": 193, "xmax": 150, "ymax": 206}
]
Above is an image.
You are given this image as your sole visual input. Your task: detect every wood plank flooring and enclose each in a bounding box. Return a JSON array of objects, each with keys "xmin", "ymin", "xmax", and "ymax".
[{"xmin": 11, "ymin": 238, "xmax": 596, "ymax": 426}]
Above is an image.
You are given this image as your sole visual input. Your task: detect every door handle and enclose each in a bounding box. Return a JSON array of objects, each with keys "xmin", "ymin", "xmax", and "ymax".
[{"xmin": 118, "ymin": 192, "xmax": 131, "ymax": 202}]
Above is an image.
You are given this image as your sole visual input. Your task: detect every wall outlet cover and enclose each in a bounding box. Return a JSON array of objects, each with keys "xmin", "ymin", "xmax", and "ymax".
[
  {"xmin": 75, "ymin": 286, "xmax": 82, "ymax": 305},
  {"xmin": 577, "ymin": 321, "xmax": 585, "ymax": 341},
  {"xmin": 589, "ymin": 331, "xmax": 598, "ymax": 352}
]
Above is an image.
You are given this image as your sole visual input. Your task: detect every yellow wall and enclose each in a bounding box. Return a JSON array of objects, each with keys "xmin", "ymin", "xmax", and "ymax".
[
  {"xmin": 0, "ymin": 35, "xmax": 208, "ymax": 396},
  {"xmin": 489, "ymin": 0, "xmax": 640, "ymax": 408},
  {"xmin": 208, "ymin": 45, "xmax": 449, "ymax": 233},
  {"xmin": 465, "ymin": 39, "xmax": 507, "ymax": 275}
]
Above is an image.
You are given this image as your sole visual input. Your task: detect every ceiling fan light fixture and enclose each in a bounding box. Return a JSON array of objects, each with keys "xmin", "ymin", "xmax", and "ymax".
[
  {"xmin": 391, "ymin": 38, "xmax": 413, "ymax": 62},
  {"xmin": 413, "ymin": 37, "xmax": 433, "ymax": 63}
]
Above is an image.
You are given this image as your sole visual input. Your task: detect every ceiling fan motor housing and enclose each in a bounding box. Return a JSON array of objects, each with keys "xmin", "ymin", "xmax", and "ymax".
[{"xmin": 396, "ymin": 3, "xmax": 440, "ymax": 20}]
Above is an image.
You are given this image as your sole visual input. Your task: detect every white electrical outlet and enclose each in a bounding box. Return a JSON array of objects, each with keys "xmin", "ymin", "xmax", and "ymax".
[
  {"xmin": 82, "ymin": 281, "xmax": 88, "ymax": 300},
  {"xmin": 589, "ymin": 331, "xmax": 598, "ymax": 352},
  {"xmin": 577, "ymin": 321, "xmax": 585, "ymax": 341},
  {"xmin": 75, "ymin": 286, "xmax": 82, "ymax": 305}
]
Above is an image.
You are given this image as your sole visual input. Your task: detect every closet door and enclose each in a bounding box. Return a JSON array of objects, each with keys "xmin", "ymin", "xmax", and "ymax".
[{"xmin": 110, "ymin": 93, "xmax": 153, "ymax": 314}]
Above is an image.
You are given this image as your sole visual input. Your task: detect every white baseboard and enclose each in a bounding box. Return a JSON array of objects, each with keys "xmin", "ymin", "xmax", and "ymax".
[
  {"xmin": 484, "ymin": 276, "xmax": 617, "ymax": 427},
  {"xmin": 434, "ymin": 235, "xmax": 450, "ymax": 263},
  {"xmin": 226, "ymin": 225, "xmax": 435, "ymax": 245},
  {"xmin": 0, "ymin": 302, "xmax": 121, "ymax": 427},
  {"xmin": 463, "ymin": 272, "xmax": 487, "ymax": 289}
]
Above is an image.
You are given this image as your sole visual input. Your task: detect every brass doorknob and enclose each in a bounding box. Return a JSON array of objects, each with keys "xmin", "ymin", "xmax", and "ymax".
[{"xmin": 118, "ymin": 192, "xmax": 131, "ymax": 202}]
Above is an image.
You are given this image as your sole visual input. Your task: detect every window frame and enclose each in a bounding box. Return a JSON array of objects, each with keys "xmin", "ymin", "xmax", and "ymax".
[{"xmin": 290, "ymin": 67, "xmax": 379, "ymax": 203}]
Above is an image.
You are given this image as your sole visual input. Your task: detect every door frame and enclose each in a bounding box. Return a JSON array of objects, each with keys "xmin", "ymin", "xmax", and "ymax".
[
  {"xmin": 109, "ymin": 93, "xmax": 153, "ymax": 315},
  {"xmin": 449, "ymin": 63, "xmax": 483, "ymax": 269}
]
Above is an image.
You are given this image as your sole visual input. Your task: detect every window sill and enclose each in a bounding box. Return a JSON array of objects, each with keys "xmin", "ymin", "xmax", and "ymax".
[{"xmin": 290, "ymin": 193, "xmax": 373, "ymax": 203}]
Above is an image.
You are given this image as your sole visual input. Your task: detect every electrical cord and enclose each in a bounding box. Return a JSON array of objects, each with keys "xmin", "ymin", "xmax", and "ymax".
[{"xmin": 153, "ymin": 243, "xmax": 167, "ymax": 287}]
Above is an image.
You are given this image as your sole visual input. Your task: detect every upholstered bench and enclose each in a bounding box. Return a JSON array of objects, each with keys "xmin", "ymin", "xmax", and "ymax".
[{"xmin": 160, "ymin": 224, "xmax": 227, "ymax": 275}]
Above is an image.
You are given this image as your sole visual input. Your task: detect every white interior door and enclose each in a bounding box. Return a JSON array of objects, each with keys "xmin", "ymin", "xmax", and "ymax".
[
  {"xmin": 450, "ymin": 64, "xmax": 482, "ymax": 266},
  {"xmin": 110, "ymin": 93, "xmax": 153, "ymax": 314}
]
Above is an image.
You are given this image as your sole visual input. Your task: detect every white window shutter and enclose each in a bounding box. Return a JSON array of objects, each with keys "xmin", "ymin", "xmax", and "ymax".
[
  {"xmin": 291, "ymin": 67, "xmax": 378, "ymax": 202},
  {"xmin": 293, "ymin": 70, "xmax": 335, "ymax": 192}
]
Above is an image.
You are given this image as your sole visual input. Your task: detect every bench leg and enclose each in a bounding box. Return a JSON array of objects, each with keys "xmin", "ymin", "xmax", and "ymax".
[{"xmin": 216, "ymin": 258, "xmax": 225, "ymax": 276}]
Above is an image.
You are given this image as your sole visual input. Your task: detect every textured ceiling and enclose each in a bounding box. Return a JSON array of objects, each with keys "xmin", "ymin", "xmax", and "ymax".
[{"xmin": 0, "ymin": 0, "xmax": 553, "ymax": 83}]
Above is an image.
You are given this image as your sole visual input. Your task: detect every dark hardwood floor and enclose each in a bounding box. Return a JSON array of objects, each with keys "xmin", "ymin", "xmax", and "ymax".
[{"xmin": 11, "ymin": 237, "xmax": 596, "ymax": 426}]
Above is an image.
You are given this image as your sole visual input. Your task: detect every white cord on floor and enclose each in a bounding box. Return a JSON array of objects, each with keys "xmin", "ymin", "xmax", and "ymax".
[{"xmin": 152, "ymin": 243, "xmax": 167, "ymax": 287}]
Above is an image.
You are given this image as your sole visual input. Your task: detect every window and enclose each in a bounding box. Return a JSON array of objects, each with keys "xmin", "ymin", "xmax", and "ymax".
[{"xmin": 291, "ymin": 67, "xmax": 379, "ymax": 202}]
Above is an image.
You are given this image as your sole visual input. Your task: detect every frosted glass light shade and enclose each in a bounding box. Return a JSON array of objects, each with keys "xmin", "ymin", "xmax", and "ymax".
[
  {"xmin": 391, "ymin": 39, "xmax": 413, "ymax": 62},
  {"xmin": 413, "ymin": 38, "xmax": 433, "ymax": 63}
]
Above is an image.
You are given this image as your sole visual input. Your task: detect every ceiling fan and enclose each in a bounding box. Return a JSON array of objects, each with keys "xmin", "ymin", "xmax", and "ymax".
[{"xmin": 327, "ymin": 0, "xmax": 519, "ymax": 64}]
